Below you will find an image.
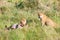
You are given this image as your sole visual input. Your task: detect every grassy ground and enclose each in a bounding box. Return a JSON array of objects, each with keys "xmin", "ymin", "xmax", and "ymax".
[
  {"xmin": 0, "ymin": 0, "xmax": 60, "ymax": 40},
  {"xmin": 0, "ymin": 10, "xmax": 60, "ymax": 40}
]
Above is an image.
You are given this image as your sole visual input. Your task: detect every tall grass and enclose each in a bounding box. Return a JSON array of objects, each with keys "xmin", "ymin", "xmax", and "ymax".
[{"xmin": 0, "ymin": 0, "xmax": 60, "ymax": 40}]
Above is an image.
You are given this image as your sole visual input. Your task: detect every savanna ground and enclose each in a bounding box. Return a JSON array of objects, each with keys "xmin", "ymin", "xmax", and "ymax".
[{"xmin": 0, "ymin": 0, "xmax": 60, "ymax": 40}]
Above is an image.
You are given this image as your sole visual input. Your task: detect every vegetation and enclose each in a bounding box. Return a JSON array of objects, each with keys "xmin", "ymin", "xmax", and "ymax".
[{"xmin": 0, "ymin": 0, "xmax": 60, "ymax": 40}]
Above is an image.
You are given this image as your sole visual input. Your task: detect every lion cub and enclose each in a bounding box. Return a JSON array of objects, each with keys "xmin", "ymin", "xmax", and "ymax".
[{"xmin": 38, "ymin": 12, "xmax": 57, "ymax": 28}]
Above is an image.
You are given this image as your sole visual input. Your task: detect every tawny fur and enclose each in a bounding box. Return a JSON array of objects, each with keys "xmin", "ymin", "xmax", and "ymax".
[{"xmin": 38, "ymin": 12, "xmax": 57, "ymax": 28}]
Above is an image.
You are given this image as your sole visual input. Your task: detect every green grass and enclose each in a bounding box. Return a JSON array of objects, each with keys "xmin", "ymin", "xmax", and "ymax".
[
  {"xmin": 0, "ymin": 10, "xmax": 60, "ymax": 40},
  {"xmin": 0, "ymin": 0, "xmax": 60, "ymax": 40}
]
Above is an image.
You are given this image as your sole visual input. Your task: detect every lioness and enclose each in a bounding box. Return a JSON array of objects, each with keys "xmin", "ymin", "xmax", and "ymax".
[{"xmin": 38, "ymin": 12, "xmax": 57, "ymax": 28}]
